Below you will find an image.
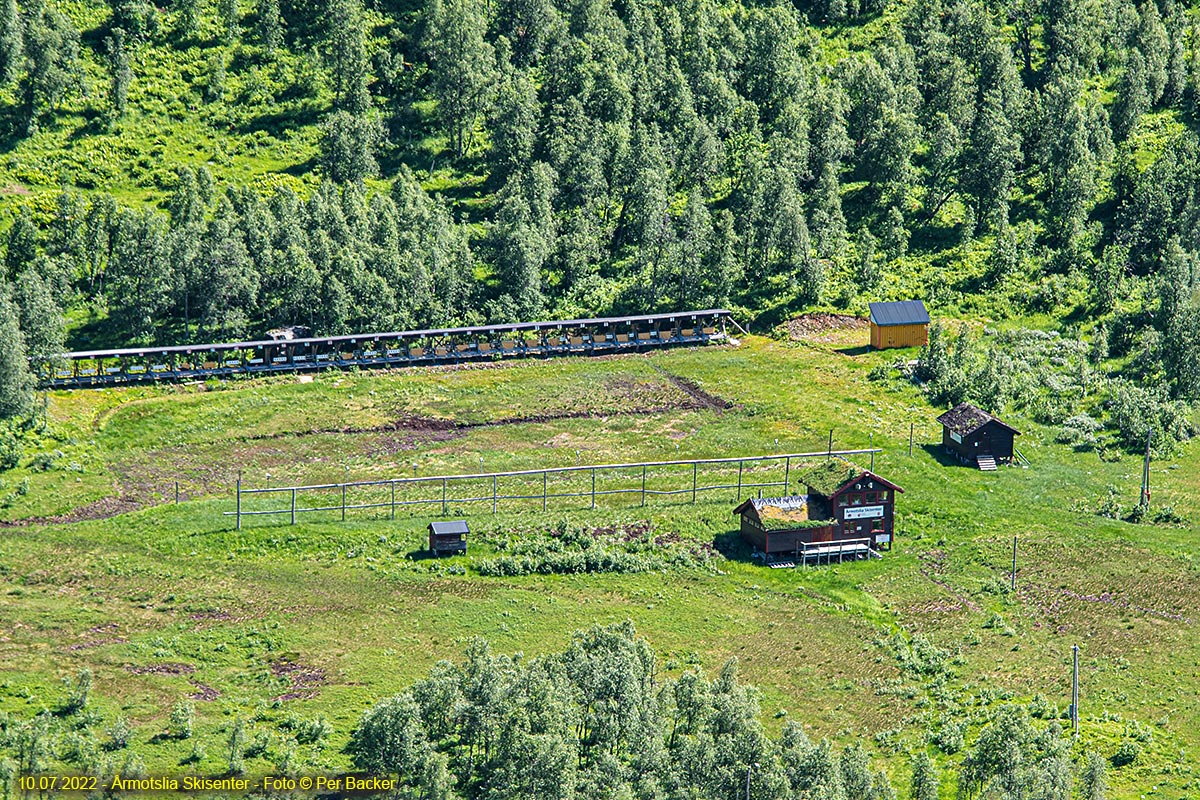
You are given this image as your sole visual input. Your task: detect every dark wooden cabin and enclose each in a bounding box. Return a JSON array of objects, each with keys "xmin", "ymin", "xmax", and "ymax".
[
  {"xmin": 936, "ymin": 402, "xmax": 1020, "ymax": 470},
  {"xmin": 428, "ymin": 520, "xmax": 468, "ymax": 555},
  {"xmin": 734, "ymin": 462, "xmax": 903, "ymax": 564}
]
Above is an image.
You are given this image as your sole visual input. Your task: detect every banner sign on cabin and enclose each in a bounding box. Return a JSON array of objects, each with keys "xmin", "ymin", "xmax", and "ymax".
[{"xmin": 843, "ymin": 505, "xmax": 885, "ymax": 520}]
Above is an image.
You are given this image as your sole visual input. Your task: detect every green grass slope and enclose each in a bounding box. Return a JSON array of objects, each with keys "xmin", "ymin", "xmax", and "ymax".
[{"xmin": 2, "ymin": 326, "xmax": 1200, "ymax": 796}]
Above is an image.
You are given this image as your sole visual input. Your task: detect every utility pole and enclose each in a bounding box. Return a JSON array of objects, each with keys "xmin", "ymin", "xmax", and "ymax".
[
  {"xmin": 1141, "ymin": 427, "xmax": 1153, "ymax": 506},
  {"xmin": 1011, "ymin": 536, "xmax": 1018, "ymax": 592},
  {"xmin": 1071, "ymin": 644, "xmax": 1080, "ymax": 738}
]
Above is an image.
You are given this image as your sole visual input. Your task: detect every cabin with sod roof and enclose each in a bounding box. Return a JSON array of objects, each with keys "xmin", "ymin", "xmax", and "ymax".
[
  {"xmin": 868, "ymin": 300, "xmax": 930, "ymax": 350},
  {"xmin": 734, "ymin": 461, "xmax": 903, "ymax": 566},
  {"xmin": 936, "ymin": 402, "xmax": 1021, "ymax": 470}
]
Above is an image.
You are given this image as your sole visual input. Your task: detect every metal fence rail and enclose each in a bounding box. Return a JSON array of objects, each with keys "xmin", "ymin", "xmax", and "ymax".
[
  {"xmin": 41, "ymin": 309, "xmax": 738, "ymax": 389},
  {"xmin": 225, "ymin": 449, "xmax": 883, "ymax": 529}
]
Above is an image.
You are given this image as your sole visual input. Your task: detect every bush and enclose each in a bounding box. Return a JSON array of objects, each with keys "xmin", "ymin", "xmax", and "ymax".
[
  {"xmin": 294, "ymin": 716, "xmax": 331, "ymax": 745},
  {"xmin": 105, "ymin": 717, "xmax": 133, "ymax": 750},
  {"xmin": 169, "ymin": 700, "xmax": 194, "ymax": 740},
  {"xmin": 0, "ymin": 429, "xmax": 20, "ymax": 471},
  {"xmin": 1152, "ymin": 505, "xmax": 1185, "ymax": 525},
  {"xmin": 1111, "ymin": 739, "xmax": 1139, "ymax": 767}
]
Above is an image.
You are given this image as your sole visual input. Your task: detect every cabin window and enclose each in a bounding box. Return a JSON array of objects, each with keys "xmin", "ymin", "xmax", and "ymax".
[
  {"xmin": 865, "ymin": 492, "xmax": 877, "ymax": 503},
  {"xmin": 880, "ymin": 491, "xmax": 889, "ymax": 501},
  {"xmin": 851, "ymin": 494, "xmax": 862, "ymax": 505},
  {"xmin": 838, "ymin": 496, "xmax": 848, "ymax": 507}
]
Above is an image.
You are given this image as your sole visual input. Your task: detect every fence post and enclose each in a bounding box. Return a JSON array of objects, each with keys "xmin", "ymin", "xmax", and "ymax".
[
  {"xmin": 493, "ymin": 475, "xmax": 498, "ymax": 514},
  {"xmin": 909, "ymin": 422, "xmax": 914, "ymax": 456},
  {"xmin": 692, "ymin": 462, "xmax": 698, "ymax": 503},
  {"xmin": 341, "ymin": 483, "xmax": 346, "ymax": 521},
  {"xmin": 442, "ymin": 478, "xmax": 448, "ymax": 516},
  {"xmin": 870, "ymin": 433, "xmax": 875, "ymax": 472},
  {"xmin": 291, "ymin": 488, "xmax": 296, "ymax": 525},
  {"xmin": 641, "ymin": 465, "xmax": 647, "ymax": 507},
  {"xmin": 827, "ymin": 430, "xmax": 833, "ymax": 458},
  {"xmin": 542, "ymin": 472, "xmax": 548, "ymax": 511},
  {"xmin": 236, "ymin": 479, "xmax": 241, "ymax": 530},
  {"xmin": 783, "ymin": 457, "xmax": 790, "ymax": 495},
  {"xmin": 736, "ymin": 460, "xmax": 743, "ymax": 501},
  {"xmin": 390, "ymin": 481, "xmax": 396, "ymax": 520},
  {"xmin": 591, "ymin": 468, "xmax": 596, "ymax": 509},
  {"xmin": 175, "ymin": 481, "xmax": 179, "ymax": 504}
]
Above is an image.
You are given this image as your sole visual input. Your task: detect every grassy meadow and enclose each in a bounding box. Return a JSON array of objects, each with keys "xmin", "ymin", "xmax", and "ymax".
[{"xmin": 2, "ymin": 324, "xmax": 1199, "ymax": 797}]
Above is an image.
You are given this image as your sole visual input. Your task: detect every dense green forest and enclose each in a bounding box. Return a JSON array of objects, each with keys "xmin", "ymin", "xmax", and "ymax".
[{"xmin": 2, "ymin": 0, "xmax": 1200, "ymax": 425}]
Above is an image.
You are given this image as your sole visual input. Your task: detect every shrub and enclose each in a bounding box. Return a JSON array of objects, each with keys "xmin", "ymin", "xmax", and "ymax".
[
  {"xmin": 169, "ymin": 700, "xmax": 194, "ymax": 740},
  {"xmin": 294, "ymin": 716, "xmax": 331, "ymax": 745},
  {"xmin": 1111, "ymin": 739, "xmax": 1139, "ymax": 767},
  {"xmin": 0, "ymin": 429, "xmax": 20, "ymax": 471},
  {"xmin": 105, "ymin": 717, "xmax": 133, "ymax": 750}
]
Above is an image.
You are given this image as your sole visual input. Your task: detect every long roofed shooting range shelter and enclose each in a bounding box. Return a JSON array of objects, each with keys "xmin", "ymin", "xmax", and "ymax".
[{"xmin": 868, "ymin": 300, "xmax": 930, "ymax": 350}]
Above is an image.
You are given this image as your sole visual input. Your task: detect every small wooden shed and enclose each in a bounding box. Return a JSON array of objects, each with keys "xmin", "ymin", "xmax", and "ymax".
[
  {"xmin": 936, "ymin": 403, "xmax": 1021, "ymax": 470},
  {"xmin": 428, "ymin": 520, "xmax": 468, "ymax": 555},
  {"xmin": 868, "ymin": 300, "xmax": 930, "ymax": 350}
]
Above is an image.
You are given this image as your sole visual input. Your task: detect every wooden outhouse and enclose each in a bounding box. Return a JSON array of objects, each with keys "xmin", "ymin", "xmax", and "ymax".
[
  {"xmin": 868, "ymin": 300, "xmax": 930, "ymax": 349},
  {"xmin": 734, "ymin": 462, "xmax": 903, "ymax": 564},
  {"xmin": 428, "ymin": 520, "xmax": 468, "ymax": 555},
  {"xmin": 936, "ymin": 403, "xmax": 1020, "ymax": 470}
]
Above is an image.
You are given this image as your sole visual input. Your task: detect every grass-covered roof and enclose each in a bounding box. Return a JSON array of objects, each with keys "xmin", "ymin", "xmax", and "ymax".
[{"xmin": 799, "ymin": 460, "xmax": 862, "ymax": 497}]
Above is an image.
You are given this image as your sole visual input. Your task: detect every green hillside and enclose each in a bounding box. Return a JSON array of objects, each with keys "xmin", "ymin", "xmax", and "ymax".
[{"xmin": 2, "ymin": 329, "xmax": 1199, "ymax": 797}]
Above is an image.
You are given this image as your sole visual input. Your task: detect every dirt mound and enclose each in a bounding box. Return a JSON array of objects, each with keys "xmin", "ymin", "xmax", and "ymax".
[{"xmin": 782, "ymin": 313, "xmax": 867, "ymax": 342}]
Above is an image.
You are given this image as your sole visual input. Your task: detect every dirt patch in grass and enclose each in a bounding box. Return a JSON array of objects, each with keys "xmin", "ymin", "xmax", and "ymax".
[
  {"xmin": 781, "ymin": 313, "xmax": 867, "ymax": 343},
  {"xmin": 271, "ymin": 656, "xmax": 327, "ymax": 702},
  {"xmin": 187, "ymin": 681, "xmax": 220, "ymax": 701},
  {"xmin": 127, "ymin": 662, "xmax": 196, "ymax": 676}
]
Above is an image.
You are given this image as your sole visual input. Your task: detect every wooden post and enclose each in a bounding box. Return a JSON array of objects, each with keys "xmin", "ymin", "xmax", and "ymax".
[
  {"xmin": 692, "ymin": 462, "xmax": 698, "ymax": 502},
  {"xmin": 827, "ymin": 429, "xmax": 833, "ymax": 458},
  {"xmin": 174, "ymin": 481, "xmax": 179, "ymax": 504},
  {"xmin": 341, "ymin": 483, "xmax": 347, "ymax": 521},
  {"xmin": 442, "ymin": 478, "xmax": 448, "ymax": 516},
  {"xmin": 493, "ymin": 475, "xmax": 498, "ymax": 514},
  {"xmin": 909, "ymin": 422, "xmax": 914, "ymax": 456},
  {"xmin": 1071, "ymin": 644, "xmax": 1080, "ymax": 737},
  {"xmin": 736, "ymin": 460, "xmax": 743, "ymax": 501},
  {"xmin": 870, "ymin": 433, "xmax": 875, "ymax": 471},
  {"xmin": 591, "ymin": 468, "xmax": 596, "ymax": 509},
  {"xmin": 390, "ymin": 481, "xmax": 396, "ymax": 520},
  {"xmin": 1011, "ymin": 536, "xmax": 1018, "ymax": 591},
  {"xmin": 542, "ymin": 472, "xmax": 547, "ymax": 511},
  {"xmin": 641, "ymin": 465, "xmax": 647, "ymax": 507},
  {"xmin": 783, "ymin": 457, "xmax": 790, "ymax": 495},
  {"xmin": 236, "ymin": 478, "xmax": 241, "ymax": 530},
  {"xmin": 291, "ymin": 488, "xmax": 296, "ymax": 525},
  {"xmin": 1142, "ymin": 427, "xmax": 1153, "ymax": 506}
]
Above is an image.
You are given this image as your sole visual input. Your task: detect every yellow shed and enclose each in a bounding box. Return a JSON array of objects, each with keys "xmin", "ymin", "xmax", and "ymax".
[{"xmin": 868, "ymin": 300, "xmax": 930, "ymax": 350}]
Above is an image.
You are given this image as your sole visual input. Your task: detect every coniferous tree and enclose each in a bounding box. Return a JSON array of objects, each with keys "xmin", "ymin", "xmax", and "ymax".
[
  {"xmin": 492, "ymin": 162, "xmax": 555, "ymax": 319},
  {"xmin": 909, "ymin": 752, "xmax": 938, "ymax": 800},
  {"xmin": 4, "ymin": 209, "xmax": 38, "ymax": 280},
  {"xmin": 176, "ymin": 0, "xmax": 202, "ymax": 40},
  {"xmin": 1113, "ymin": 49, "xmax": 1149, "ymax": 140},
  {"xmin": 218, "ymin": 0, "xmax": 237, "ymax": 43}
]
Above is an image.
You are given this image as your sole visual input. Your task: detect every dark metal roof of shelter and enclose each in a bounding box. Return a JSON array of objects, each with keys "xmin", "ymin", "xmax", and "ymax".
[
  {"xmin": 936, "ymin": 402, "xmax": 1021, "ymax": 437},
  {"xmin": 429, "ymin": 520, "xmax": 469, "ymax": 535},
  {"xmin": 868, "ymin": 300, "xmax": 930, "ymax": 327}
]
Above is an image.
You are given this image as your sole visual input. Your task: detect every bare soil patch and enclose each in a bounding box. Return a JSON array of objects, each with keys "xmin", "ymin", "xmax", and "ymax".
[
  {"xmin": 781, "ymin": 313, "xmax": 867, "ymax": 343},
  {"xmin": 126, "ymin": 662, "xmax": 196, "ymax": 676},
  {"xmin": 271, "ymin": 656, "xmax": 327, "ymax": 702},
  {"xmin": 187, "ymin": 681, "xmax": 220, "ymax": 701}
]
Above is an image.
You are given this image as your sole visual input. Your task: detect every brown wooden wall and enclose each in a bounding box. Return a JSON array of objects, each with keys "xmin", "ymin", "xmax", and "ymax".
[{"xmin": 870, "ymin": 323, "xmax": 929, "ymax": 350}]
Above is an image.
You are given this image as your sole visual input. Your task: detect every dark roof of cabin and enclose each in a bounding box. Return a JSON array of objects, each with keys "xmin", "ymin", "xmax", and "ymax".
[
  {"xmin": 429, "ymin": 520, "xmax": 469, "ymax": 535},
  {"xmin": 936, "ymin": 402, "xmax": 1021, "ymax": 437},
  {"xmin": 868, "ymin": 300, "xmax": 930, "ymax": 327}
]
